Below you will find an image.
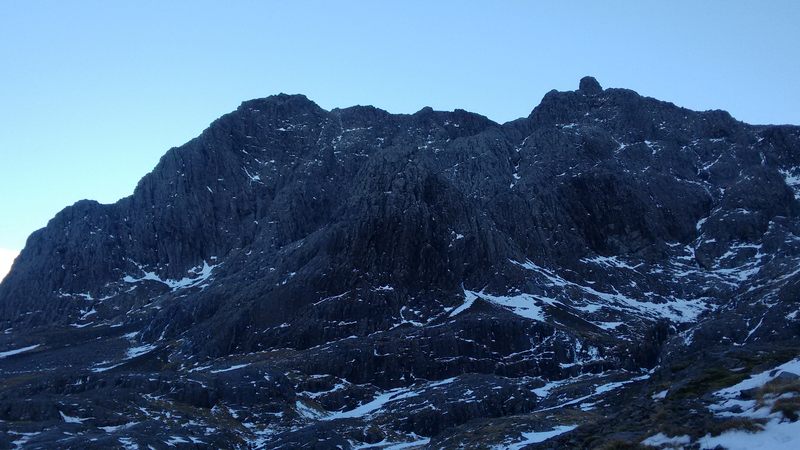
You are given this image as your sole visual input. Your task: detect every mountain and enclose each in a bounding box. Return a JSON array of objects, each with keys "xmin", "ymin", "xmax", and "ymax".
[{"xmin": 1, "ymin": 77, "xmax": 800, "ymax": 449}]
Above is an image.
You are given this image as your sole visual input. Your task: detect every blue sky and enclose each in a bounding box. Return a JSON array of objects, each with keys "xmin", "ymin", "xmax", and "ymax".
[{"xmin": 1, "ymin": 1, "xmax": 799, "ymax": 275}]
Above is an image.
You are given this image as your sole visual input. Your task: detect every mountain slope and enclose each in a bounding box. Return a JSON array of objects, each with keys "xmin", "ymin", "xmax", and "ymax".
[{"xmin": 1, "ymin": 77, "xmax": 800, "ymax": 449}]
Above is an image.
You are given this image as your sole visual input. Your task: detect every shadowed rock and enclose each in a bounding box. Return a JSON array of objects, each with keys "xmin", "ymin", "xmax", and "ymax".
[{"xmin": 1, "ymin": 78, "xmax": 800, "ymax": 449}]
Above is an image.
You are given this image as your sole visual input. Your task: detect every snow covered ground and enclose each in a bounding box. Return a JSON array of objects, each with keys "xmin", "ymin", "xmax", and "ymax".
[
  {"xmin": 642, "ymin": 357, "xmax": 800, "ymax": 449},
  {"xmin": 697, "ymin": 420, "xmax": 800, "ymax": 450},
  {"xmin": 492, "ymin": 425, "xmax": 577, "ymax": 449},
  {"xmin": 698, "ymin": 358, "xmax": 800, "ymax": 449}
]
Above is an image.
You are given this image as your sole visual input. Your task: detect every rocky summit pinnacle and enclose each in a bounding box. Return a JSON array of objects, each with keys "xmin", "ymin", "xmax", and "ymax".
[
  {"xmin": 578, "ymin": 75, "xmax": 603, "ymax": 94},
  {"xmin": 1, "ymin": 78, "xmax": 800, "ymax": 449}
]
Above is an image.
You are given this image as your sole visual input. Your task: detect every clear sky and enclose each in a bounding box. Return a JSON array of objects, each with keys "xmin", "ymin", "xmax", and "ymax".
[{"xmin": 1, "ymin": 1, "xmax": 799, "ymax": 279}]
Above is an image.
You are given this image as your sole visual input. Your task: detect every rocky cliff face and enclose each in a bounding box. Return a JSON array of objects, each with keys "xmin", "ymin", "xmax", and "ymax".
[{"xmin": 1, "ymin": 77, "xmax": 800, "ymax": 449}]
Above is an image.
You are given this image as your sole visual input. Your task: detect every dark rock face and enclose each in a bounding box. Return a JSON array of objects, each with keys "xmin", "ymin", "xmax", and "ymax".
[
  {"xmin": 579, "ymin": 75, "xmax": 603, "ymax": 95},
  {"xmin": 1, "ymin": 78, "xmax": 800, "ymax": 448}
]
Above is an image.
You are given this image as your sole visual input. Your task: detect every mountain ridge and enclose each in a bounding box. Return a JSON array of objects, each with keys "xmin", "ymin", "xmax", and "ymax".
[{"xmin": 2, "ymin": 77, "xmax": 800, "ymax": 448}]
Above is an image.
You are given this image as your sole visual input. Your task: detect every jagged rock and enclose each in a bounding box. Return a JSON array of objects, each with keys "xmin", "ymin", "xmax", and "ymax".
[
  {"xmin": 579, "ymin": 75, "xmax": 603, "ymax": 95},
  {"xmin": 1, "ymin": 77, "xmax": 800, "ymax": 448}
]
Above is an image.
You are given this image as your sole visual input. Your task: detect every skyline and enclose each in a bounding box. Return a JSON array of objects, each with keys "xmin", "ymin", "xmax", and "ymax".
[{"xmin": 2, "ymin": 1, "xmax": 800, "ymax": 280}]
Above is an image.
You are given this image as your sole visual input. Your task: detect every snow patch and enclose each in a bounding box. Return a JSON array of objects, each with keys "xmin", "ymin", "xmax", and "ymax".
[
  {"xmin": 165, "ymin": 436, "xmax": 190, "ymax": 446},
  {"xmin": 448, "ymin": 290, "xmax": 478, "ymax": 317},
  {"xmin": 595, "ymin": 321, "xmax": 624, "ymax": 330},
  {"xmin": 699, "ymin": 357, "xmax": 800, "ymax": 449},
  {"xmin": 467, "ymin": 290, "xmax": 546, "ymax": 322},
  {"xmin": 324, "ymin": 386, "xmax": 421, "ymax": 420},
  {"xmin": 511, "ymin": 258, "xmax": 709, "ymax": 323},
  {"xmin": 126, "ymin": 344, "xmax": 157, "ymax": 359},
  {"xmin": 0, "ymin": 344, "xmax": 40, "ymax": 359},
  {"xmin": 780, "ymin": 169, "xmax": 800, "ymax": 199},
  {"xmin": 581, "ymin": 255, "xmax": 641, "ymax": 270},
  {"xmin": 59, "ymin": 411, "xmax": 86, "ymax": 424},
  {"xmin": 10, "ymin": 432, "xmax": 39, "ymax": 448},
  {"xmin": 91, "ymin": 362, "xmax": 124, "ymax": 373},
  {"xmin": 714, "ymin": 357, "xmax": 800, "ymax": 401},
  {"xmin": 641, "ymin": 432, "xmax": 690, "ymax": 447},
  {"xmin": 296, "ymin": 400, "xmax": 327, "ymax": 420},
  {"xmin": 493, "ymin": 425, "xmax": 577, "ymax": 449},
  {"xmin": 697, "ymin": 420, "xmax": 800, "ymax": 450},
  {"xmin": 123, "ymin": 260, "xmax": 218, "ymax": 291},
  {"xmin": 210, "ymin": 363, "xmax": 250, "ymax": 373},
  {"xmin": 118, "ymin": 437, "xmax": 138, "ymax": 450},
  {"xmin": 352, "ymin": 437, "xmax": 431, "ymax": 449},
  {"xmin": 99, "ymin": 422, "xmax": 138, "ymax": 433},
  {"xmin": 652, "ymin": 389, "xmax": 669, "ymax": 400},
  {"xmin": 243, "ymin": 167, "xmax": 262, "ymax": 183}
]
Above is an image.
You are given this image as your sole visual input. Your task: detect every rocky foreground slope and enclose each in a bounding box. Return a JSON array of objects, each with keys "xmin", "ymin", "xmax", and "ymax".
[{"xmin": 1, "ymin": 77, "xmax": 800, "ymax": 449}]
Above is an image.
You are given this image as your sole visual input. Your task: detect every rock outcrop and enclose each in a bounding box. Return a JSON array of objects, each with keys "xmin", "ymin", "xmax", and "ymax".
[{"xmin": 1, "ymin": 78, "xmax": 799, "ymax": 448}]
